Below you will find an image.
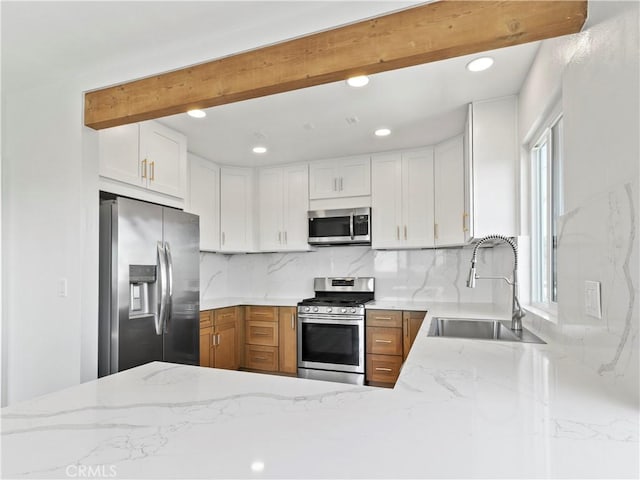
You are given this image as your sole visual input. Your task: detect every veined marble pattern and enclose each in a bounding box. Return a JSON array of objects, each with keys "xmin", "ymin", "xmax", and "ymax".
[
  {"xmin": 2, "ymin": 307, "xmax": 638, "ymax": 479},
  {"xmin": 203, "ymin": 245, "xmax": 511, "ymax": 306},
  {"xmin": 526, "ymin": 179, "xmax": 639, "ymax": 405}
]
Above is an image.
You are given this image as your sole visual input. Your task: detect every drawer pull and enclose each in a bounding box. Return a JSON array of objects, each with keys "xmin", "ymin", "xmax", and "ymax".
[
  {"xmin": 375, "ymin": 316, "xmax": 393, "ymax": 320},
  {"xmin": 375, "ymin": 367, "xmax": 393, "ymax": 372},
  {"xmin": 253, "ymin": 332, "xmax": 270, "ymax": 336},
  {"xmin": 253, "ymin": 356, "xmax": 268, "ymax": 361},
  {"xmin": 253, "ymin": 312, "xmax": 270, "ymax": 316},
  {"xmin": 375, "ymin": 339, "xmax": 392, "ymax": 344}
]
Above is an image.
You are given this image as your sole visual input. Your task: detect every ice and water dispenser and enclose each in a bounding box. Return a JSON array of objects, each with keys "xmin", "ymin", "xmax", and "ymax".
[{"xmin": 129, "ymin": 265, "xmax": 157, "ymax": 318}]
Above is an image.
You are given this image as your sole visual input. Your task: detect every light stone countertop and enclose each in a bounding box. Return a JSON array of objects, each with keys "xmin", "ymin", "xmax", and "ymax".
[
  {"xmin": 2, "ymin": 305, "xmax": 638, "ymax": 479},
  {"xmin": 200, "ymin": 297, "xmax": 301, "ymax": 309}
]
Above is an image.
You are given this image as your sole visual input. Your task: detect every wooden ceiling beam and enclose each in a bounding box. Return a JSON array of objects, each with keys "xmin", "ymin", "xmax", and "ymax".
[{"xmin": 84, "ymin": 0, "xmax": 587, "ymax": 130}]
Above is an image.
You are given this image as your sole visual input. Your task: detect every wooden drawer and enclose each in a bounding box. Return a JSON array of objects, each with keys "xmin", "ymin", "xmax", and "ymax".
[
  {"xmin": 200, "ymin": 310, "xmax": 213, "ymax": 328},
  {"xmin": 245, "ymin": 345, "xmax": 279, "ymax": 371},
  {"xmin": 246, "ymin": 320, "xmax": 279, "ymax": 346},
  {"xmin": 215, "ymin": 306, "xmax": 237, "ymax": 325},
  {"xmin": 366, "ymin": 354, "xmax": 402, "ymax": 384},
  {"xmin": 246, "ymin": 306, "xmax": 278, "ymax": 322},
  {"xmin": 366, "ymin": 309, "xmax": 402, "ymax": 328},
  {"xmin": 366, "ymin": 326, "xmax": 402, "ymax": 356}
]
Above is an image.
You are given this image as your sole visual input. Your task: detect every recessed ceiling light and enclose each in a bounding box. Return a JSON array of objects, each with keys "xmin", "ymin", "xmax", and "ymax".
[
  {"xmin": 187, "ymin": 109, "xmax": 206, "ymax": 118},
  {"xmin": 252, "ymin": 146, "xmax": 267, "ymax": 154},
  {"xmin": 346, "ymin": 75, "xmax": 369, "ymax": 87},
  {"xmin": 374, "ymin": 128, "xmax": 391, "ymax": 137},
  {"xmin": 466, "ymin": 57, "xmax": 494, "ymax": 72},
  {"xmin": 250, "ymin": 461, "xmax": 265, "ymax": 473}
]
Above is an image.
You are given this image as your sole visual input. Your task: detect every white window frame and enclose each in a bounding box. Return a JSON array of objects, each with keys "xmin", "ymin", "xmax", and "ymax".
[{"xmin": 529, "ymin": 111, "xmax": 563, "ymax": 317}]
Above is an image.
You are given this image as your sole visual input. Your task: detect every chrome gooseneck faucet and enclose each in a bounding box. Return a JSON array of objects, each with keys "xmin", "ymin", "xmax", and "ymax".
[{"xmin": 466, "ymin": 234, "xmax": 525, "ymax": 332}]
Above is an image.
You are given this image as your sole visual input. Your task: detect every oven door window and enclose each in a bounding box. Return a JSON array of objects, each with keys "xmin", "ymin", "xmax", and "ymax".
[
  {"xmin": 301, "ymin": 323, "xmax": 360, "ymax": 366},
  {"xmin": 308, "ymin": 216, "xmax": 350, "ymax": 238}
]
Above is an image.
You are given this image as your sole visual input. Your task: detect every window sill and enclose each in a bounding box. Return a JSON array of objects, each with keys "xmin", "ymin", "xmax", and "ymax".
[{"xmin": 523, "ymin": 303, "xmax": 558, "ymax": 324}]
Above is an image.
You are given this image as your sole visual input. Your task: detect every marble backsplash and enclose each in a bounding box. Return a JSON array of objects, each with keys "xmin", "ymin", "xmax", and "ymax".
[
  {"xmin": 525, "ymin": 180, "xmax": 639, "ymax": 405},
  {"xmin": 201, "ymin": 244, "xmax": 513, "ymax": 308}
]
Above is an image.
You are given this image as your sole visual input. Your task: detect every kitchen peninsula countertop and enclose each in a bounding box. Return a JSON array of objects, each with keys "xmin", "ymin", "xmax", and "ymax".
[{"xmin": 2, "ymin": 307, "xmax": 638, "ymax": 479}]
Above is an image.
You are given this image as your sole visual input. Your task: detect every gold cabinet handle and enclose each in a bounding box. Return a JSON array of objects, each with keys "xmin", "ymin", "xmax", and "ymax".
[
  {"xmin": 375, "ymin": 367, "xmax": 393, "ymax": 372},
  {"xmin": 253, "ymin": 332, "xmax": 270, "ymax": 336},
  {"xmin": 463, "ymin": 213, "xmax": 469, "ymax": 232},
  {"xmin": 150, "ymin": 161, "xmax": 155, "ymax": 181},
  {"xmin": 434, "ymin": 223, "xmax": 439, "ymax": 240},
  {"xmin": 404, "ymin": 225, "xmax": 408, "ymax": 240},
  {"xmin": 141, "ymin": 159, "xmax": 147, "ymax": 179},
  {"xmin": 253, "ymin": 356, "xmax": 267, "ymax": 361},
  {"xmin": 278, "ymin": 231, "xmax": 282, "ymax": 244},
  {"xmin": 291, "ymin": 314, "xmax": 295, "ymax": 330},
  {"xmin": 375, "ymin": 316, "xmax": 392, "ymax": 321},
  {"xmin": 284, "ymin": 231, "xmax": 288, "ymax": 244},
  {"xmin": 405, "ymin": 318, "xmax": 409, "ymax": 337},
  {"xmin": 375, "ymin": 339, "xmax": 392, "ymax": 343},
  {"xmin": 396, "ymin": 226, "xmax": 400, "ymax": 241}
]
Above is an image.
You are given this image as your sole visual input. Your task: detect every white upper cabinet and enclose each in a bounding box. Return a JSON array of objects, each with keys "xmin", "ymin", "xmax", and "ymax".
[
  {"xmin": 372, "ymin": 148, "xmax": 434, "ymax": 249},
  {"xmin": 466, "ymin": 96, "xmax": 518, "ymax": 239},
  {"xmin": 434, "ymin": 135, "xmax": 465, "ymax": 246},
  {"xmin": 187, "ymin": 153, "xmax": 220, "ymax": 252},
  {"xmin": 258, "ymin": 164, "xmax": 310, "ymax": 251},
  {"xmin": 99, "ymin": 120, "xmax": 187, "ymax": 201},
  {"xmin": 220, "ymin": 167, "xmax": 255, "ymax": 252},
  {"xmin": 309, "ymin": 156, "xmax": 370, "ymax": 199}
]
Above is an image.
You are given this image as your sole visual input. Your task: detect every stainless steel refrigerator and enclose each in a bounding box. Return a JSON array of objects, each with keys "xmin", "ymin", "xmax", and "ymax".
[{"xmin": 98, "ymin": 196, "xmax": 200, "ymax": 377}]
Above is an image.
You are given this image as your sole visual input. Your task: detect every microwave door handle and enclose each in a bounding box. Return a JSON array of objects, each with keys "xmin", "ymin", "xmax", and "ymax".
[{"xmin": 349, "ymin": 213, "xmax": 354, "ymax": 240}]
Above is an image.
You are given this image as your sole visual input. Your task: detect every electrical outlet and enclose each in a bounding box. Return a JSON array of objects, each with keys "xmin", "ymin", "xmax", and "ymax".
[{"xmin": 584, "ymin": 280, "xmax": 602, "ymax": 319}]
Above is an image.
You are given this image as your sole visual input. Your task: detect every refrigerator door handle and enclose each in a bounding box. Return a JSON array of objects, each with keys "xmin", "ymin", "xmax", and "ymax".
[
  {"xmin": 163, "ymin": 242, "xmax": 174, "ymax": 333},
  {"xmin": 156, "ymin": 241, "xmax": 168, "ymax": 336}
]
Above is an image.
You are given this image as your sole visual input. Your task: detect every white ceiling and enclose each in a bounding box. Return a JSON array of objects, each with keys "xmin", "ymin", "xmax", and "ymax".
[
  {"xmin": 2, "ymin": 1, "xmax": 552, "ymax": 166},
  {"xmin": 158, "ymin": 42, "xmax": 540, "ymax": 166}
]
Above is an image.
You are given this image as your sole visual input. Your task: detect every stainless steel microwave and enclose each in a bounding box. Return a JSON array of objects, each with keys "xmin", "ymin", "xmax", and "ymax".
[{"xmin": 308, "ymin": 207, "xmax": 371, "ymax": 245}]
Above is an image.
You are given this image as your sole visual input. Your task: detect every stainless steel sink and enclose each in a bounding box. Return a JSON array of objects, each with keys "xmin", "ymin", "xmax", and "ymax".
[{"xmin": 427, "ymin": 317, "xmax": 546, "ymax": 344}]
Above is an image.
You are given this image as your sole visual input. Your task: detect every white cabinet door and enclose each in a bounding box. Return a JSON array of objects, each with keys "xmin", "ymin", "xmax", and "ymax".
[
  {"xmin": 220, "ymin": 167, "xmax": 254, "ymax": 252},
  {"xmin": 140, "ymin": 121, "xmax": 187, "ymax": 198},
  {"xmin": 282, "ymin": 164, "xmax": 309, "ymax": 250},
  {"xmin": 434, "ymin": 136, "xmax": 464, "ymax": 246},
  {"xmin": 337, "ymin": 156, "xmax": 371, "ymax": 197},
  {"xmin": 463, "ymin": 104, "xmax": 474, "ymax": 242},
  {"xmin": 402, "ymin": 148, "xmax": 435, "ymax": 248},
  {"xmin": 258, "ymin": 167, "xmax": 284, "ymax": 251},
  {"xmin": 309, "ymin": 161, "xmax": 337, "ymax": 199},
  {"xmin": 187, "ymin": 153, "xmax": 220, "ymax": 251},
  {"xmin": 469, "ymin": 96, "xmax": 518, "ymax": 239},
  {"xmin": 309, "ymin": 156, "xmax": 371, "ymax": 200},
  {"xmin": 371, "ymin": 153, "xmax": 403, "ymax": 249},
  {"xmin": 98, "ymin": 123, "xmax": 143, "ymax": 187}
]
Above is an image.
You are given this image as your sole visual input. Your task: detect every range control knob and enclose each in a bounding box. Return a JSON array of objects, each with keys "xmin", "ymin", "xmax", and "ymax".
[
  {"xmin": 341, "ymin": 308, "xmax": 347, "ymax": 313},
  {"xmin": 313, "ymin": 307, "xmax": 319, "ymax": 313},
  {"xmin": 304, "ymin": 306, "xmax": 310, "ymax": 312},
  {"xmin": 327, "ymin": 307, "xmax": 333, "ymax": 313},
  {"xmin": 350, "ymin": 307, "xmax": 357, "ymax": 313}
]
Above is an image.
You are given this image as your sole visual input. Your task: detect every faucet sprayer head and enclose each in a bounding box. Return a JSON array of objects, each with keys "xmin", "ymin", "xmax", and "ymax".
[{"xmin": 466, "ymin": 262, "xmax": 477, "ymax": 288}]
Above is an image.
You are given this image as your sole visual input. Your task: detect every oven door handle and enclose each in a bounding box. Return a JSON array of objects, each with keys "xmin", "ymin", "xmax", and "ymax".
[{"xmin": 298, "ymin": 314, "xmax": 364, "ymax": 324}]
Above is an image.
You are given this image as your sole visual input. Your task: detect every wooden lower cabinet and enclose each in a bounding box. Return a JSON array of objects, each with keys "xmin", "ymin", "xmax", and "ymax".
[
  {"xmin": 366, "ymin": 354, "xmax": 403, "ymax": 384},
  {"xmin": 245, "ymin": 345, "xmax": 279, "ymax": 371},
  {"xmin": 242, "ymin": 305, "xmax": 298, "ymax": 376},
  {"xmin": 403, "ymin": 311, "xmax": 425, "ymax": 361},
  {"xmin": 365, "ymin": 309, "xmax": 426, "ymax": 387},
  {"xmin": 199, "ymin": 307, "xmax": 240, "ymax": 370},
  {"xmin": 278, "ymin": 307, "xmax": 297, "ymax": 375}
]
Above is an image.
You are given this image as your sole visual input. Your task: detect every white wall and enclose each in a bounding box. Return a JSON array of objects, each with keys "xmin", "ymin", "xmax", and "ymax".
[{"xmin": 518, "ymin": 1, "xmax": 639, "ymax": 403}]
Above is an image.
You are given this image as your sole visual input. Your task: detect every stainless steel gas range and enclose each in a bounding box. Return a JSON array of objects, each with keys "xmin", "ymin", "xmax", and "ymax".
[{"xmin": 297, "ymin": 277, "xmax": 374, "ymax": 385}]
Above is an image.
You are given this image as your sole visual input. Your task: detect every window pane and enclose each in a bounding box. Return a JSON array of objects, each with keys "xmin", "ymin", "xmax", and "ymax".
[
  {"xmin": 538, "ymin": 141, "xmax": 549, "ymax": 303},
  {"xmin": 551, "ymin": 117, "xmax": 564, "ymax": 303}
]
